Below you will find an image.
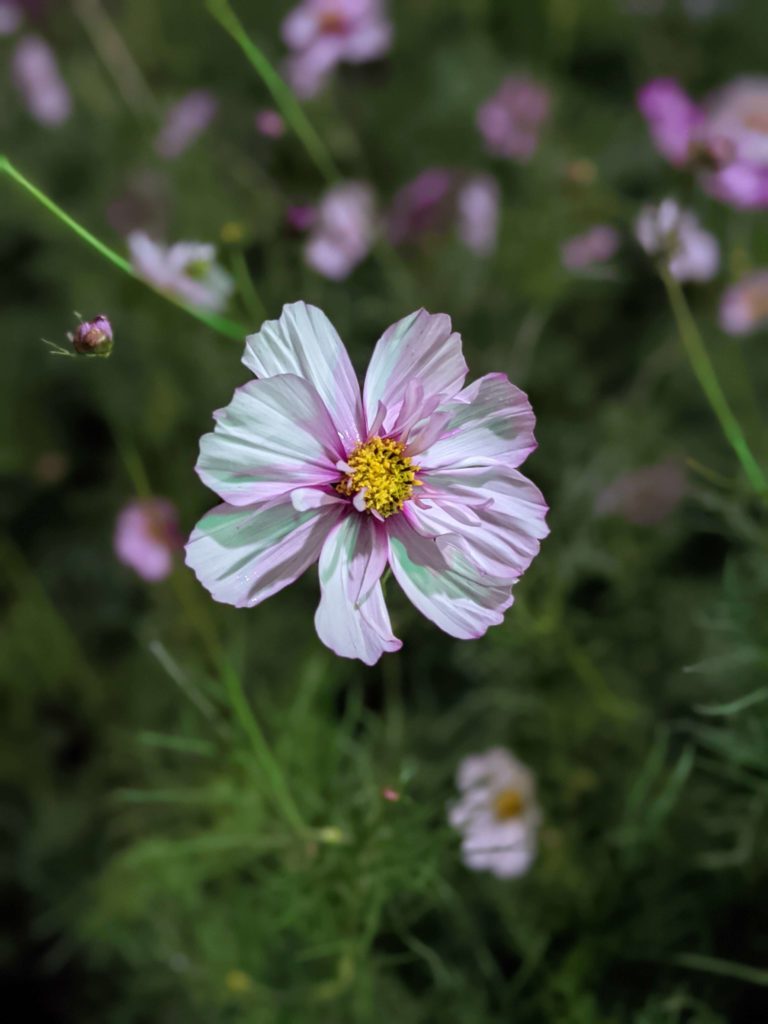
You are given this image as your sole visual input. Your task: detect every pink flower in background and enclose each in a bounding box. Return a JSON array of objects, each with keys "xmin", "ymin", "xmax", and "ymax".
[
  {"xmin": 154, "ymin": 90, "xmax": 218, "ymax": 159},
  {"xmin": 0, "ymin": 1, "xmax": 22, "ymax": 35},
  {"xmin": 255, "ymin": 109, "xmax": 286, "ymax": 138},
  {"xmin": 635, "ymin": 199, "xmax": 719, "ymax": 282},
  {"xmin": 719, "ymin": 270, "xmax": 768, "ymax": 336},
  {"xmin": 636, "ymin": 78, "xmax": 703, "ymax": 166},
  {"xmin": 12, "ymin": 34, "xmax": 71, "ymax": 125},
  {"xmin": 449, "ymin": 748, "xmax": 541, "ymax": 879},
  {"xmin": 456, "ymin": 174, "xmax": 501, "ymax": 256},
  {"xmin": 186, "ymin": 302, "xmax": 548, "ymax": 665},
  {"xmin": 637, "ymin": 75, "xmax": 768, "ymax": 208},
  {"xmin": 115, "ymin": 498, "xmax": 182, "ymax": 582},
  {"xmin": 595, "ymin": 459, "xmax": 687, "ymax": 526},
  {"xmin": 477, "ymin": 74, "xmax": 551, "ymax": 161},
  {"xmin": 128, "ymin": 232, "xmax": 234, "ymax": 312},
  {"xmin": 388, "ymin": 168, "xmax": 456, "ymax": 246},
  {"xmin": 304, "ymin": 182, "xmax": 376, "ymax": 280},
  {"xmin": 282, "ymin": 0, "xmax": 392, "ymax": 99},
  {"xmin": 560, "ymin": 224, "xmax": 620, "ymax": 270}
]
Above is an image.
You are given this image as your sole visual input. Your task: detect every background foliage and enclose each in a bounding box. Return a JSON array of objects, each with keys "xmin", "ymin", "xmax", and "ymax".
[{"xmin": 2, "ymin": 1, "xmax": 768, "ymax": 1021}]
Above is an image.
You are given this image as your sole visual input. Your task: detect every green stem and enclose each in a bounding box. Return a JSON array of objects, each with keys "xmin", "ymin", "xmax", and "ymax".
[
  {"xmin": 661, "ymin": 268, "xmax": 768, "ymax": 496},
  {"xmin": 206, "ymin": 0, "xmax": 339, "ymax": 184},
  {"xmin": 230, "ymin": 248, "xmax": 266, "ymax": 326},
  {"xmin": 0, "ymin": 155, "xmax": 247, "ymax": 342}
]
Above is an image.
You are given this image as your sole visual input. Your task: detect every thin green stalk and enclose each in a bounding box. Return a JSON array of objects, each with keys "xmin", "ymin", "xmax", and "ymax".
[
  {"xmin": 661, "ymin": 268, "xmax": 768, "ymax": 496},
  {"xmin": 230, "ymin": 248, "xmax": 266, "ymax": 326},
  {"xmin": 206, "ymin": 0, "xmax": 339, "ymax": 184},
  {"xmin": 0, "ymin": 155, "xmax": 247, "ymax": 342}
]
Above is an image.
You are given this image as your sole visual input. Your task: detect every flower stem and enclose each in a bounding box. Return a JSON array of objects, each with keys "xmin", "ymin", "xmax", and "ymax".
[
  {"xmin": 0, "ymin": 155, "xmax": 247, "ymax": 342},
  {"xmin": 206, "ymin": 0, "xmax": 339, "ymax": 184},
  {"xmin": 660, "ymin": 268, "xmax": 768, "ymax": 497}
]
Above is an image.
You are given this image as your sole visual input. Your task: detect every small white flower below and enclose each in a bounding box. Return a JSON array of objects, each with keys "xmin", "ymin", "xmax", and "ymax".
[
  {"xmin": 635, "ymin": 198, "xmax": 720, "ymax": 282},
  {"xmin": 449, "ymin": 747, "xmax": 541, "ymax": 879}
]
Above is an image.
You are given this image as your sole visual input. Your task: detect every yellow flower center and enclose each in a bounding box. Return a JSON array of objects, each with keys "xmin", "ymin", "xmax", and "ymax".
[
  {"xmin": 493, "ymin": 787, "xmax": 525, "ymax": 821},
  {"xmin": 336, "ymin": 436, "xmax": 421, "ymax": 518}
]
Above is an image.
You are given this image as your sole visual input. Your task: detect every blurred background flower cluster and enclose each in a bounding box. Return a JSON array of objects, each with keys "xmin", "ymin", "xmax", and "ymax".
[{"xmin": 2, "ymin": 0, "xmax": 768, "ymax": 1021}]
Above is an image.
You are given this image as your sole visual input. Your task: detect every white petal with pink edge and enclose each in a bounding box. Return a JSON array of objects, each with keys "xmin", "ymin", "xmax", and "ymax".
[
  {"xmin": 362, "ymin": 309, "xmax": 468, "ymax": 435},
  {"xmin": 387, "ymin": 515, "xmax": 514, "ymax": 641},
  {"xmin": 243, "ymin": 302, "xmax": 364, "ymax": 448},
  {"xmin": 315, "ymin": 515, "xmax": 401, "ymax": 666},
  {"xmin": 197, "ymin": 374, "xmax": 343, "ymax": 507},
  {"xmin": 185, "ymin": 500, "xmax": 342, "ymax": 608},
  {"xmin": 418, "ymin": 373, "xmax": 537, "ymax": 470}
]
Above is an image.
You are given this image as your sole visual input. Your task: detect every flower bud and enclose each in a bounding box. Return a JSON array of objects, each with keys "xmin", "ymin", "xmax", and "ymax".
[{"xmin": 70, "ymin": 315, "xmax": 113, "ymax": 357}]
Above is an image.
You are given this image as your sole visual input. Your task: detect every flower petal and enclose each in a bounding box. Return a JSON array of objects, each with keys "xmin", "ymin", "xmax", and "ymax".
[
  {"xmin": 315, "ymin": 515, "xmax": 401, "ymax": 665},
  {"xmin": 243, "ymin": 302, "xmax": 364, "ymax": 447},
  {"xmin": 387, "ymin": 514, "xmax": 514, "ymax": 640},
  {"xmin": 362, "ymin": 309, "xmax": 468, "ymax": 434},
  {"xmin": 197, "ymin": 374, "xmax": 343, "ymax": 506},
  {"xmin": 185, "ymin": 500, "xmax": 341, "ymax": 608},
  {"xmin": 414, "ymin": 466, "xmax": 549, "ymax": 583},
  {"xmin": 418, "ymin": 373, "xmax": 537, "ymax": 470}
]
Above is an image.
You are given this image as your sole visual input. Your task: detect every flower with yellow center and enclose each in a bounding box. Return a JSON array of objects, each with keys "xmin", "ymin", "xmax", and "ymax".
[
  {"xmin": 493, "ymin": 787, "xmax": 525, "ymax": 821},
  {"xmin": 336, "ymin": 436, "xmax": 421, "ymax": 518}
]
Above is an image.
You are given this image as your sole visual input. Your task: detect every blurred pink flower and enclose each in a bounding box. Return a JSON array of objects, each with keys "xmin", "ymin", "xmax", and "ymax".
[
  {"xmin": 128, "ymin": 232, "xmax": 234, "ymax": 312},
  {"xmin": 186, "ymin": 302, "xmax": 548, "ymax": 665},
  {"xmin": 635, "ymin": 198, "xmax": 719, "ymax": 282},
  {"xmin": 154, "ymin": 90, "xmax": 218, "ymax": 159},
  {"xmin": 304, "ymin": 182, "xmax": 376, "ymax": 280},
  {"xmin": 477, "ymin": 74, "xmax": 551, "ymax": 162},
  {"xmin": 0, "ymin": 1, "xmax": 22, "ymax": 35},
  {"xmin": 388, "ymin": 168, "xmax": 456, "ymax": 245},
  {"xmin": 255, "ymin": 108, "xmax": 286, "ymax": 138},
  {"xmin": 636, "ymin": 78, "xmax": 703, "ymax": 167},
  {"xmin": 456, "ymin": 174, "xmax": 501, "ymax": 256},
  {"xmin": 719, "ymin": 270, "xmax": 768, "ymax": 336},
  {"xmin": 70, "ymin": 314, "xmax": 113, "ymax": 357},
  {"xmin": 114, "ymin": 498, "xmax": 182, "ymax": 582},
  {"xmin": 282, "ymin": 0, "xmax": 392, "ymax": 99},
  {"xmin": 560, "ymin": 224, "xmax": 620, "ymax": 270},
  {"xmin": 595, "ymin": 459, "xmax": 687, "ymax": 526},
  {"xmin": 286, "ymin": 203, "xmax": 317, "ymax": 233},
  {"xmin": 12, "ymin": 34, "xmax": 71, "ymax": 125},
  {"xmin": 449, "ymin": 747, "xmax": 541, "ymax": 879}
]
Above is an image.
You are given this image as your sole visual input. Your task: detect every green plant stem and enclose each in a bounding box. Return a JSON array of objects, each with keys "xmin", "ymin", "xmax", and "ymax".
[
  {"xmin": 230, "ymin": 248, "xmax": 266, "ymax": 326},
  {"xmin": 206, "ymin": 0, "xmax": 339, "ymax": 184},
  {"xmin": 0, "ymin": 155, "xmax": 247, "ymax": 342},
  {"xmin": 660, "ymin": 268, "xmax": 768, "ymax": 496}
]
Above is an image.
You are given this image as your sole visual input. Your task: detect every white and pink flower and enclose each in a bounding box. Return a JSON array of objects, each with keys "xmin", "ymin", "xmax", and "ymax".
[
  {"xmin": 12, "ymin": 34, "xmax": 71, "ymax": 126},
  {"xmin": 560, "ymin": 224, "xmax": 620, "ymax": 271},
  {"xmin": 128, "ymin": 232, "xmax": 234, "ymax": 312},
  {"xmin": 635, "ymin": 198, "xmax": 719, "ymax": 283},
  {"xmin": 154, "ymin": 90, "xmax": 218, "ymax": 160},
  {"xmin": 719, "ymin": 270, "xmax": 768, "ymax": 336},
  {"xmin": 186, "ymin": 303, "xmax": 548, "ymax": 665},
  {"xmin": 282, "ymin": 0, "xmax": 392, "ymax": 100},
  {"xmin": 304, "ymin": 181, "xmax": 376, "ymax": 280},
  {"xmin": 449, "ymin": 747, "xmax": 541, "ymax": 879},
  {"xmin": 476, "ymin": 74, "xmax": 551, "ymax": 162}
]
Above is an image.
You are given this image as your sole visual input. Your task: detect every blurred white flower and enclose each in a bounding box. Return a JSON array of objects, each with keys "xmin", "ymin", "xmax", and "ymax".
[
  {"xmin": 154, "ymin": 90, "xmax": 218, "ymax": 160},
  {"xmin": 304, "ymin": 181, "xmax": 376, "ymax": 280},
  {"xmin": 449, "ymin": 747, "xmax": 541, "ymax": 879},
  {"xmin": 456, "ymin": 174, "xmax": 501, "ymax": 256},
  {"xmin": 635, "ymin": 198, "xmax": 719, "ymax": 282},
  {"xmin": 719, "ymin": 270, "xmax": 768, "ymax": 336},
  {"xmin": 12, "ymin": 34, "xmax": 71, "ymax": 126},
  {"xmin": 128, "ymin": 233, "xmax": 234, "ymax": 312}
]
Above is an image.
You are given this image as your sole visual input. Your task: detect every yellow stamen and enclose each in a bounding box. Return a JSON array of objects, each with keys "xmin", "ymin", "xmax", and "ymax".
[
  {"xmin": 493, "ymin": 788, "xmax": 525, "ymax": 821},
  {"xmin": 336, "ymin": 436, "xmax": 420, "ymax": 518}
]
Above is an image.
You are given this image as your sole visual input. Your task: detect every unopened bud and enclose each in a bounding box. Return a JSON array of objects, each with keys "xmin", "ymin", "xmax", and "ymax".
[{"xmin": 70, "ymin": 315, "xmax": 113, "ymax": 357}]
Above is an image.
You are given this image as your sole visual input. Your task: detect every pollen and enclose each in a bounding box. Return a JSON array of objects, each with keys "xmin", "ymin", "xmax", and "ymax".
[
  {"xmin": 493, "ymin": 787, "xmax": 525, "ymax": 821},
  {"xmin": 336, "ymin": 436, "xmax": 421, "ymax": 518}
]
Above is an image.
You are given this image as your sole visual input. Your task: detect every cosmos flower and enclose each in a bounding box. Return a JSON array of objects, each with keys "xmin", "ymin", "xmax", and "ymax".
[
  {"xmin": 595, "ymin": 459, "xmax": 687, "ymax": 526},
  {"xmin": 304, "ymin": 182, "xmax": 376, "ymax": 280},
  {"xmin": 449, "ymin": 747, "xmax": 541, "ymax": 879},
  {"xmin": 476, "ymin": 74, "xmax": 551, "ymax": 162},
  {"xmin": 114, "ymin": 498, "xmax": 182, "ymax": 582},
  {"xmin": 719, "ymin": 270, "xmax": 768, "ymax": 336},
  {"xmin": 70, "ymin": 314, "xmax": 114, "ymax": 357},
  {"xmin": 637, "ymin": 76, "xmax": 768, "ymax": 208},
  {"xmin": 282, "ymin": 0, "xmax": 392, "ymax": 100},
  {"xmin": 635, "ymin": 199, "xmax": 719, "ymax": 282},
  {"xmin": 186, "ymin": 302, "xmax": 548, "ymax": 665},
  {"xmin": 560, "ymin": 224, "xmax": 620, "ymax": 271},
  {"xmin": 12, "ymin": 34, "xmax": 71, "ymax": 125},
  {"xmin": 255, "ymin": 109, "xmax": 286, "ymax": 138},
  {"xmin": 154, "ymin": 90, "xmax": 218, "ymax": 160},
  {"xmin": 456, "ymin": 174, "xmax": 501, "ymax": 256},
  {"xmin": 128, "ymin": 232, "xmax": 234, "ymax": 312}
]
